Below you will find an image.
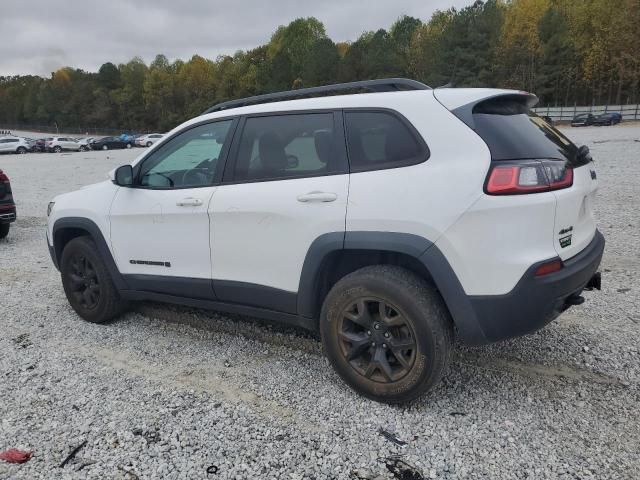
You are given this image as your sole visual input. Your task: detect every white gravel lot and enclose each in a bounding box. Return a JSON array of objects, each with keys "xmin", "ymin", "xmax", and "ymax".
[{"xmin": 0, "ymin": 125, "xmax": 639, "ymax": 479}]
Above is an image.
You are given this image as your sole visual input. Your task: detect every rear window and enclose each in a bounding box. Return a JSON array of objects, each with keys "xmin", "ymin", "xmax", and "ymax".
[{"xmin": 472, "ymin": 96, "xmax": 581, "ymax": 165}]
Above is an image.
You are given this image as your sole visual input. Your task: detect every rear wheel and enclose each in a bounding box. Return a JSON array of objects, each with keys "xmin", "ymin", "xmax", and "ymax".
[
  {"xmin": 126, "ymin": 143, "xmax": 132, "ymax": 149},
  {"xmin": 320, "ymin": 265, "xmax": 454, "ymax": 404},
  {"xmin": 0, "ymin": 224, "xmax": 9, "ymax": 239},
  {"xmin": 16, "ymin": 147, "xmax": 27, "ymax": 154},
  {"xmin": 146, "ymin": 141, "xmax": 152, "ymax": 147},
  {"xmin": 102, "ymin": 145, "xmax": 108, "ymax": 150},
  {"xmin": 53, "ymin": 146, "xmax": 62, "ymax": 153},
  {"xmin": 60, "ymin": 236, "xmax": 126, "ymax": 323}
]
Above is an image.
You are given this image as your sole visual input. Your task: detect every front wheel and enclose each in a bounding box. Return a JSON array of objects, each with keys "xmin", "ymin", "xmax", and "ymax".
[
  {"xmin": 53, "ymin": 146, "xmax": 62, "ymax": 153},
  {"xmin": 0, "ymin": 223, "xmax": 9, "ymax": 239},
  {"xmin": 16, "ymin": 147, "xmax": 27, "ymax": 154},
  {"xmin": 102, "ymin": 145, "xmax": 108, "ymax": 150},
  {"xmin": 126, "ymin": 143, "xmax": 132, "ymax": 149},
  {"xmin": 320, "ymin": 265, "xmax": 454, "ymax": 404},
  {"xmin": 146, "ymin": 141, "xmax": 152, "ymax": 147},
  {"xmin": 60, "ymin": 236, "xmax": 126, "ymax": 323}
]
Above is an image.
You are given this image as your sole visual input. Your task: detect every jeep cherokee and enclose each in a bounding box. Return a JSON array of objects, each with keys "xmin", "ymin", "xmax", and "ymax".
[{"xmin": 46, "ymin": 79, "xmax": 604, "ymax": 403}]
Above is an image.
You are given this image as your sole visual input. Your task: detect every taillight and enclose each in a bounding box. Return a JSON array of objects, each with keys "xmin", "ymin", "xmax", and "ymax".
[
  {"xmin": 485, "ymin": 160, "xmax": 573, "ymax": 195},
  {"xmin": 0, "ymin": 170, "xmax": 8, "ymax": 182}
]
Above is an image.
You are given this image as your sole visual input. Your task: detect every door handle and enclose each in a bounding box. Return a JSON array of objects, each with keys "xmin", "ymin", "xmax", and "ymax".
[
  {"xmin": 297, "ymin": 191, "xmax": 337, "ymax": 203},
  {"xmin": 176, "ymin": 197, "xmax": 203, "ymax": 207}
]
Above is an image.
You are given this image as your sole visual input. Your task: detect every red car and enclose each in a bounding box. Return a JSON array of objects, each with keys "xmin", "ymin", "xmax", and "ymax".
[{"xmin": 0, "ymin": 169, "xmax": 16, "ymax": 239}]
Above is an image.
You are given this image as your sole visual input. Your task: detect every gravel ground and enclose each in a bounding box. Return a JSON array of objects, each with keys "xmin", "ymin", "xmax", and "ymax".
[{"xmin": 1, "ymin": 125, "xmax": 639, "ymax": 479}]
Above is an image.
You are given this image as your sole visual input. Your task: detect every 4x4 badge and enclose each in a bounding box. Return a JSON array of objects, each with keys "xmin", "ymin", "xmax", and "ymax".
[{"xmin": 559, "ymin": 235, "xmax": 572, "ymax": 248}]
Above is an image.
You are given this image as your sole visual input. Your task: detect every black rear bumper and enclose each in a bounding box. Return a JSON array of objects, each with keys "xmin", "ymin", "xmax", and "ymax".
[
  {"xmin": 0, "ymin": 205, "xmax": 16, "ymax": 224},
  {"xmin": 466, "ymin": 230, "xmax": 605, "ymax": 344}
]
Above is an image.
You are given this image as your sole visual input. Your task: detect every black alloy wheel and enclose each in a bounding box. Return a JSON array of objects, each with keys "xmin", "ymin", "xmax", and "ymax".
[
  {"xmin": 67, "ymin": 254, "xmax": 101, "ymax": 310},
  {"xmin": 337, "ymin": 297, "xmax": 417, "ymax": 383}
]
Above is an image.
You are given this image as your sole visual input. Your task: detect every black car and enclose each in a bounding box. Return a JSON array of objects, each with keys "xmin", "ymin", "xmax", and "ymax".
[
  {"xmin": 90, "ymin": 136, "xmax": 132, "ymax": 150},
  {"xmin": 593, "ymin": 112, "xmax": 622, "ymax": 126},
  {"xmin": 0, "ymin": 169, "xmax": 16, "ymax": 239},
  {"xmin": 571, "ymin": 113, "xmax": 596, "ymax": 127},
  {"xmin": 33, "ymin": 138, "xmax": 47, "ymax": 152}
]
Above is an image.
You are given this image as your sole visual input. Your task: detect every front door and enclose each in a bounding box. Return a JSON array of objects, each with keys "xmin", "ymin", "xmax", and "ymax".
[
  {"xmin": 109, "ymin": 119, "xmax": 236, "ymax": 298},
  {"xmin": 210, "ymin": 111, "xmax": 349, "ymax": 312}
]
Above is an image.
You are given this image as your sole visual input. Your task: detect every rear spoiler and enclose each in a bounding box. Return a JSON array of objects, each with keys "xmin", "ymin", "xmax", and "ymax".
[{"xmin": 434, "ymin": 89, "xmax": 539, "ymax": 130}]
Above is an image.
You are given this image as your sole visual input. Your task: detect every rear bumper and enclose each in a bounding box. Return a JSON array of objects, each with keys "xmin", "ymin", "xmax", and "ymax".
[
  {"xmin": 464, "ymin": 230, "xmax": 605, "ymax": 344},
  {"xmin": 0, "ymin": 205, "xmax": 16, "ymax": 224}
]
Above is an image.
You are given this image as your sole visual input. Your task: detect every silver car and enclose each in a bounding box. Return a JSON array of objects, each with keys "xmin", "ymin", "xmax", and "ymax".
[{"xmin": 46, "ymin": 137, "xmax": 82, "ymax": 153}]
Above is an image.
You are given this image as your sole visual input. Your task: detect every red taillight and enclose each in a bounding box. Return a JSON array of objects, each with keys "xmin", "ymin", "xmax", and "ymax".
[
  {"xmin": 0, "ymin": 170, "xmax": 8, "ymax": 182},
  {"xmin": 534, "ymin": 259, "xmax": 563, "ymax": 276},
  {"xmin": 486, "ymin": 160, "xmax": 573, "ymax": 195}
]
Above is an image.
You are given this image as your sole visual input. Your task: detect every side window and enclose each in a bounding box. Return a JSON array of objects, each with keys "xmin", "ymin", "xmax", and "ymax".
[
  {"xmin": 230, "ymin": 113, "xmax": 335, "ymax": 182},
  {"xmin": 344, "ymin": 111, "xmax": 427, "ymax": 172},
  {"xmin": 138, "ymin": 120, "xmax": 233, "ymax": 189}
]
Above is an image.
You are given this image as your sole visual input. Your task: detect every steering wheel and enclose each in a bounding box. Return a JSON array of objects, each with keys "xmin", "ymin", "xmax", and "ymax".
[{"xmin": 181, "ymin": 168, "xmax": 210, "ymax": 186}]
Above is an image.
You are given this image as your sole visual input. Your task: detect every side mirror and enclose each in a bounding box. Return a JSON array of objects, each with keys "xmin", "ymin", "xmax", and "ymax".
[
  {"xmin": 577, "ymin": 145, "xmax": 591, "ymax": 162},
  {"xmin": 114, "ymin": 165, "xmax": 134, "ymax": 186}
]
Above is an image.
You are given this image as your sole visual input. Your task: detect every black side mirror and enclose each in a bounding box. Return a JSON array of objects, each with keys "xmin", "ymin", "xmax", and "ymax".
[
  {"xmin": 114, "ymin": 165, "xmax": 134, "ymax": 186},
  {"xmin": 577, "ymin": 145, "xmax": 591, "ymax": 162}
]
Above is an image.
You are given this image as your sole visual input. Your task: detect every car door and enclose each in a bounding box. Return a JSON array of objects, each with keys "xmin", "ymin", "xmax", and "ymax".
[
  {"xmin": 0, "ymin": 139, "xmax": 9, "ymax": 153},
  {"xmin": 209, "ymin": 111, "xmax": 349, "ymax": 313},
  {"xmin": 109, "ymin": 118, "xmax": 237, "ymax": 299}
]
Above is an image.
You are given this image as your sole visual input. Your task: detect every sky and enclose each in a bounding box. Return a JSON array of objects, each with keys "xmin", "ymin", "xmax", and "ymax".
[{"xmin": 0, "ymin": 0, "xmax": 475, "ymax": 77}]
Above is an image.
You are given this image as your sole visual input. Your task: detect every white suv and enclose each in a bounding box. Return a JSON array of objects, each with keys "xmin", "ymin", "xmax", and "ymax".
[
  {"xmin": 46, "ymin": 79, "xmax": 604, "ymax": 403},
  {"xmin": 46, "ymin": 136, "xmax": 81, "ymax": 153},
  {"xmin": 0, "ymin": 136, "xmax": 30, "ymax": 154},
  {"xmin": 136, "ymin": 133, "xmax": 164, "ymax": 147}
]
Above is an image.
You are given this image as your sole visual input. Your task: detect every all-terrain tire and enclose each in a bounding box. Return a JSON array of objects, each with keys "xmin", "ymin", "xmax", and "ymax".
[
  {"xmin": 320, "ymin": 265, "xmax": 454, "ymax": 404},
  {"xmin": 60, "ymin": 236, "xmax": 126, "ymax": 323}
]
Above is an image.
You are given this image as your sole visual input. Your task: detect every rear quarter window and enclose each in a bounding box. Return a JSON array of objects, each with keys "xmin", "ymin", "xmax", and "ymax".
[{"xmin": 344, "ymin": 111, "xmax": 428, "ymax": 172}]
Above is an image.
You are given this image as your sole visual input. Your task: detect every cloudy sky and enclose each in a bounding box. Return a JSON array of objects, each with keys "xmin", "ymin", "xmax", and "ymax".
[{"xmin": 0, "ymin": 0, "xmax": 474, "ymax": 77}]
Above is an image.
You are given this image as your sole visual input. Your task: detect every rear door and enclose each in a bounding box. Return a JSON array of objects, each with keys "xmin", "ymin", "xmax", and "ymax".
[{"xmin": 209, "ymin": 111, "xmax": 349, "ymax": 312}]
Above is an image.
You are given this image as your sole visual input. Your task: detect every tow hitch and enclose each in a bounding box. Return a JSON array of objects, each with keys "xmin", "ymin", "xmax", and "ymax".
[{"xmin": 584, "ymin": 272, "xmax": 602, "ymax": 291}]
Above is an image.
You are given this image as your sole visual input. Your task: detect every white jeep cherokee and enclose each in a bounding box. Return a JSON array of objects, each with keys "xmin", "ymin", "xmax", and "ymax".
[{"xmin": 47, "ymin": 79, "xmax": 604, "ymax": 403}]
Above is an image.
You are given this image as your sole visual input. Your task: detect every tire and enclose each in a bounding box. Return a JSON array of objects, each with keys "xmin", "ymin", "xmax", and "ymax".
[
  {"xmin": 16, "ymin": 147, "xmax": 27, "ymax": 154},
  {"xmin": 146, "ymin": 141, "xmax": 152, "ymax": 147},
  {"xmin": 0, "ymin": 223, "xmax": 9, "ymax": 239},
  {"xmin": 54, "ymin": 146, "xmax": 62, "ymax": 153},
  {"xmin": 126, "ymin": 143, "xmax": 132, "ymax": 149},
  {"xmin": 320, "ymin": 265, "xmax": 454, "ymax": 404},
  {"xmin": 102, "ymin": 145, "xmax": 108, "ymax": 150},
  {"xmin": 60, "ymin": 236, "xmax": 126, "ymax": 323}
]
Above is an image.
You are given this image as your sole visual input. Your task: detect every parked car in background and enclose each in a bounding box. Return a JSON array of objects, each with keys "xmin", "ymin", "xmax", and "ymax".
[
  {"xmin": 0, "ymin": 168, "xmax": 16, "ymax": 239},
  {"xmin": 76, "ymin": 137, "xmax": 94, "ymax": 151},
  {"xmin": 594, "ymin": 112, "xmax": 622, "ymax": 126},
  {"xmin": 33, "ymin": 138, "xmax": 48, "ymax": 152},
  {"xmin": 46, "ymin": 137, "xmax": 82, "ymax": 153},
  {"xmin": 90, "ymin": 136, "xmax": 132, "ymax": 150},
  {"xmin": 541, "ymin": 115, "xmax": 554, "ymax": 125},
  {"xmin": 135, "ymin": 133, "xmax": 164, "ymax": 147},
  {"xmin": 571, "ymin": 113, "xmax": 596, "ymax": 127},
  {"xmin": 0, "ymin": 137, "xmax": 30, "ymax": 154}
]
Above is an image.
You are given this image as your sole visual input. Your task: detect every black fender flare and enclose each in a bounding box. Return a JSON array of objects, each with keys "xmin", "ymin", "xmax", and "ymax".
[
  {"xmin": 297, "ymin": 231, "xmax": 487, "ymax": 344},
  {"xmin": 51, "ymin": 217, "xmax": 129, "ymax": 290}
]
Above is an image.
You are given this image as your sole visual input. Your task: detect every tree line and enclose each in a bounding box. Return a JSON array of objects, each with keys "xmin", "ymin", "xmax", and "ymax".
[{"xmin": 1, "ymin": 0, "xmax": 638, "ymax": 133}]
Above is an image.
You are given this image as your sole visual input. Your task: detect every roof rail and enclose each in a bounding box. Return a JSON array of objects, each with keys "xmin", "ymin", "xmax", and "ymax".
[{"xmin": 203, "ymin": 78, "xmax": 431, "ymax": 114}]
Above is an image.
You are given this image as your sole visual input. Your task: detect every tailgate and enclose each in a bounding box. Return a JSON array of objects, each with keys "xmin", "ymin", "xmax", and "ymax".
[{"xmin": 553, "ymin": 163, "xmax": 598, "ymax": 260}]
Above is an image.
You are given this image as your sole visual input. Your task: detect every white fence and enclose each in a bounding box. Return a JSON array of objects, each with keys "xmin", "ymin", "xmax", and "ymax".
[{"xmin": 532, "ymin": 104, "xmax": 640, "ymax": 122}]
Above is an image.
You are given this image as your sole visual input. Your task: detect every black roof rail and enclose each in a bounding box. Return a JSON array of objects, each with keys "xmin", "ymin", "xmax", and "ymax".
[{"xmin": 203, "ymin": 78, "xmax": 431, "ymax": 114}]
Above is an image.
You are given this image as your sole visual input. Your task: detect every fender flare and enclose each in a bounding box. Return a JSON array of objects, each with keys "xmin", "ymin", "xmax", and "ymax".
[
  {"xmin": 51, "ymin": 217, "xmax": 128, "ymax": 290},
  {"xmin": 297, "ymin": 231, "xmax": 487, "ymax": 344}
]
